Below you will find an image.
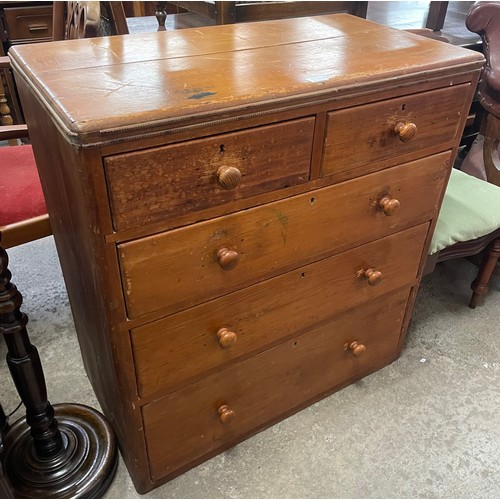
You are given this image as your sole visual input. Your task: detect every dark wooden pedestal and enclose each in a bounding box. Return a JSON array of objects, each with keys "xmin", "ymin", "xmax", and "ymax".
[{"xmin": 0, "ymin": 242, "xmax": 118, "ymax": 498}]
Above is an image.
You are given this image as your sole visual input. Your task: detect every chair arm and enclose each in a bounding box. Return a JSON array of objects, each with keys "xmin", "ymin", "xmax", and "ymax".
[
  {"xmin": 0, "ymin": 124, "xmax": 29, "ymax": 141},
  {"xmin": 466, "ymin": 2, "xmax": 500, "ymax": 116},
  {"xmin": 0, "ymin": 56, "xmax": 11, "ymax": 70}
]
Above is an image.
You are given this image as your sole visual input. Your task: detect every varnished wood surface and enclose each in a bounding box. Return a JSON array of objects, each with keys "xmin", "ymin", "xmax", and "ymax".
[
  {"xmin": 132, "ymin": 223, "xmax": 427, "ymax": 397},
  {"xmin": 105, "ymin": 117, "xmax": 314, "ymax": 231},
  {"xmin": 89, "ymin": 74, "xmax": 471, "ymax": 246},
  {"xmin": 142, "ymin": 286, "xmax": 410, "ymax": 481},
  {"xmin": 322, "ymin": 83, "xmax": 468, "ymax": 177},
  {"xmin": 10, "ymin": 13, "xmax": 482, "ymax": 493},
  {"xmin": 119, "ymin": 152, "xmax": 449, "ymax": 319},
  {"xmin": 9, "ymin": 14, "xmax": 483, "ymax": 143}
]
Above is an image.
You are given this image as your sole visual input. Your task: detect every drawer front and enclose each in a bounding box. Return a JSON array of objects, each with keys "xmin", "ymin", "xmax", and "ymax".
[
  {"xmin": 133, "ymin": 223, "xmax": 427, "ymax": 397},
  {"xmin": 142, "ymin": 286, "xmax": 410, "ymax": 481},
  {"xmin": 119, "ymin": 151, "xmax": 450, "ymax": 319},
  {"xmin": 4, "ymin": 6, "xmax": 53, "ymax": 42},
  {"xmin": 321, "ymin": 84, "xmax": 468, "ymax": 178},
  {"xmin": 105, "ymin": 118, "xmax": 314, "ymax": 231}
]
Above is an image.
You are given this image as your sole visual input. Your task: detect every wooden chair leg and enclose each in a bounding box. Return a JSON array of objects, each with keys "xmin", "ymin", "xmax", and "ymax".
[
  {"xmin": 482, "ymin": 113, "xmax": 500, "ymax": 187},
  {"xmin": 214, "ymin": 1, "xmax": 236, "ymax": 24},
  {"xmin": 426, "ymin": 1, "xmax": 449, "ymax": 31},
  {"xmin": 470, "ymin": 238, "xmax": 500, "ymax": 308}
]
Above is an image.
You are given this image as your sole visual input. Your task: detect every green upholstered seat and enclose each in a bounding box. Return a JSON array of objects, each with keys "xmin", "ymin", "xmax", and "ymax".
[{"xmin": 429, "ymin": 168, "xmax": 500, "ymax": 255}]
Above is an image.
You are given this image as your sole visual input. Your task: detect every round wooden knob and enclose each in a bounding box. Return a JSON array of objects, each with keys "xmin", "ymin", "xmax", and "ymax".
[
  {"xmin": 394, "ymin": 122, "xmax": 417, "ymax": 143},
  {"xmin": 363, "ymin": 268, "xmax": 383, "ymax": 286},
  {"xmin": 217, "ymin": 166, "xmax": 242, "ymax": 190},
  {"xmin": 378, "ymin": 195, "xmax": 400, "ymax": 216},
  {"xmin": 218, "ymin": 404, "xmax": 235, "ymax": 425},
  {"xmin": 347, "ymin": 341, "xmax": 366, "ymax": 357},
  {"xmin": 217, "ymin": 327, "xmax": 237, "ymax": 348},
  {"xmin": 216, "ymin": 247, "xmax": 240, "ymax": 270}
]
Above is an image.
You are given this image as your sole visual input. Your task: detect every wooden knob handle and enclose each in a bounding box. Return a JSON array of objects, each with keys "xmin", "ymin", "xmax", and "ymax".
[
  {"xmin": 347, "ymin": 341, "xmax": 366, "ymax": 357},
  {"xmin": 378, "ymin": 195, "xmax": 400, "ymax": 216},
  {"xmin": 216, "ymin": 247, "xmax": 240, "ymax": 270},
  {"xmin": 218, "ymin": 404, "xmax": 235, "ymax": 425},
  {"xmin": 362, "ymin": 268, "xmax": 383, "ymax": 286},
  {"xmin": 217, "ymin": 327, "xmax": 237, "ymax": 348},
  {"xmin": 217, "ymin": 166, "xmax": 242, "ymax": 190},
  {"xmin": 394, "ymin": 122, "xmax": 417, "ymax": 143}
]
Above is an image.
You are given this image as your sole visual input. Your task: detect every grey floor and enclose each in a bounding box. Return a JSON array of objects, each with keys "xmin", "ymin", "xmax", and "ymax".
[{"xmin": 1, "ymin": 236, "xmax": 499, "ymax": 498}]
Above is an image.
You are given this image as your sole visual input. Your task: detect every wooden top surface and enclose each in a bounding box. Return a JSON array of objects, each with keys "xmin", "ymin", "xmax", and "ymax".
[{"xmin": 10, "ymin": 14, "xmax": 484, "ymax": 144}]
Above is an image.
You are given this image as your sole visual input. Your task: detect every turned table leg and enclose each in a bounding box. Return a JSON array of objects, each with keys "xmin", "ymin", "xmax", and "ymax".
[
  {"xmin": 0, "ymin": 243, "xmax": 118, "ymax": 498},
  {"xmin": 155, "ymin": 2, "xmax": 167, "ymax": 31}
]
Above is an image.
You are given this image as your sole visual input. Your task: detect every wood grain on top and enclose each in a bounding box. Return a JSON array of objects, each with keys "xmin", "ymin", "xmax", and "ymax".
[{"xmin": 9, "ymin": 14, "xmax": 483, "ymax": 141}]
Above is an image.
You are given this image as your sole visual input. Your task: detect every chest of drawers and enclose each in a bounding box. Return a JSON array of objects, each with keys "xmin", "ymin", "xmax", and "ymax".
[{"xmin": 10, "ymin": 15, "xmax": 483, "ymax": 493}]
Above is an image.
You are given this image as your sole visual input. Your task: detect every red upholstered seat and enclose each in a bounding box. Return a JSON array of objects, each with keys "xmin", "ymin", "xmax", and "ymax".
[
  {"xmin": 1, "ymin": 55, "xmax": 51, "ymax": 249},
  {"xmin": 0, "ymin": 144, "xmax": 47, "ymax": 226}
]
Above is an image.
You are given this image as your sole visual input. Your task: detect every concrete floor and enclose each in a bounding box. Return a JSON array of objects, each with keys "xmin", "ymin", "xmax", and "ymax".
[{"xmin": 1, "ymin": 236, "xmax": 499, "ymax": 498}]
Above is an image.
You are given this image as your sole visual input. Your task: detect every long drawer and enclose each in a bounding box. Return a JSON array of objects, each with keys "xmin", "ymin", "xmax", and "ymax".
[
  {"xmin": 142, "ymin": 286, "xmax": 410, "ymax": 481},
  {"xmin": 321, "ymin": 84, "xmax": 468, "ymax": 178},
  {"xmin": 132, "ymin": 223, "xmax": 428, "ymax": 397},
  {"xmin": 105, "ymin": 117, "xmax": 314, "ymax": 231},
  {"xmin": 118, "ymin": 152, "xmax": 450, "ymax": 319}
]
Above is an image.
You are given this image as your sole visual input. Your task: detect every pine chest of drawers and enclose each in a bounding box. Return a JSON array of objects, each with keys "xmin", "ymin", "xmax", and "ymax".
[{"xmin": 10, "ymin": 15, "xmax": 483, "ymax": 493}]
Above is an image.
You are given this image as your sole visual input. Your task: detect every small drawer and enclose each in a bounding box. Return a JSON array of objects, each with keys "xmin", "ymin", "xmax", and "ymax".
[
  {"xmin": 4, "ymin": 6, "xmax": 53, "ymax": 43},
  {"xmin": 104, "ymin": 118, "xmax": 314, "ymax": 231},
  {"xmin": 118, "ymin": 151, "xmax": 450, "ymax": 319},
  {"xmin": 132, "ymin": 223, "xmax": 427, "ymax": 397},
  {"xmin": 142, "ymin": 286, "xmax": 409, "ymax": 481},
  {"xmin": 321, "ymin": 84, "xmax": 469, "ymax": 178}
]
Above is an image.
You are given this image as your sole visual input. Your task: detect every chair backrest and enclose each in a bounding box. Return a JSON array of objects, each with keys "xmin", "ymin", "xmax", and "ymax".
[
  {"xmin": 52, "ymin": 1, "xmax": 129, "ymax": 41},
  {"xmin": 466, "ymin": 2, "xmax": 500, "ymax": 187},
  {"xmin": 466, "ymin": 1, "xmax": 500, "ymax": 118},
  {"xmin": 0, "ymin": 58, "xmax": 51, "ymax": 249}
]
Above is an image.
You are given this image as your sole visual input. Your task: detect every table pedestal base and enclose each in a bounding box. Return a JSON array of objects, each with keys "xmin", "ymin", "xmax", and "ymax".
[
  {"xmin": 0, "ymin": 241, "xmax": 118, "ymax": 498},
  {"xmin": 2, "ymin": 403, "xmax": 118, "ymax": 498}
]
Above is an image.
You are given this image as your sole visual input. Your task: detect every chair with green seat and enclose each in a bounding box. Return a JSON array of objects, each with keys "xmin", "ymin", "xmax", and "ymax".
[{"xmin": 425, "ymin": 168, "xmax": 500, "ymax": 308}]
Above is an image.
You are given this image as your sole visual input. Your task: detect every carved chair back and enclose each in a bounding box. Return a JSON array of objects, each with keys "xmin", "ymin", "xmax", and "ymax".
[
  {"xmin": 466, "ymin": 1, "xmax": 500, "ymax": 186},
  {"xmin": 52, "ymin": 1, "xmax": 129, "ymax": 41}
]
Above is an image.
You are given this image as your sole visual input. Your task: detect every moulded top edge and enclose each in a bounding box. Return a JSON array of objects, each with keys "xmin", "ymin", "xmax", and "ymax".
[{"xmin": 9, "ymin": 14, "xmax": 485, "ymax": 146}]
